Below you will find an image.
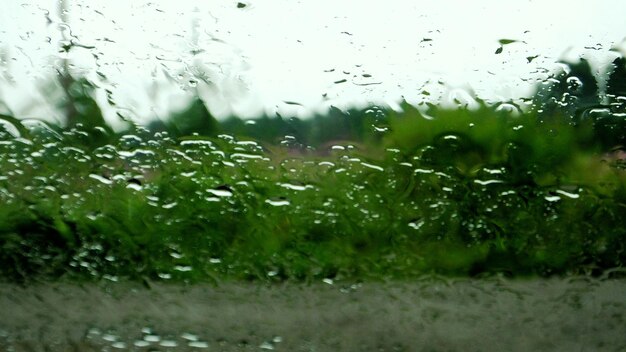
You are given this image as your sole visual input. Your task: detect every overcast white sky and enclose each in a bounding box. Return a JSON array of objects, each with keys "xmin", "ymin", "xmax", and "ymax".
[{"xmin": 1, "ymin": 0, "xmax": 625, "ymax": 126}]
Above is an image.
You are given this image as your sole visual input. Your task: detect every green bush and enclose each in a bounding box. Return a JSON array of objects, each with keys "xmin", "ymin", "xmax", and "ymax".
[{"xmin": 0, "ymin": 101, "xmax": 624, "ymax": 283}]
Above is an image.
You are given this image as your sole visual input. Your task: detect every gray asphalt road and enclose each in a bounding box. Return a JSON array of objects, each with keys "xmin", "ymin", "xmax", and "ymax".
[{"xmin": 1, "ymin": 277, "xmax": 625, "ymax": 351}]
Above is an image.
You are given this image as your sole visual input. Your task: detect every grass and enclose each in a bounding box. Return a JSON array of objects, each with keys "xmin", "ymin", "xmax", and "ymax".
[{"xmin": 1, "ymin": 99, "xmax": 625, "ymax": 284}]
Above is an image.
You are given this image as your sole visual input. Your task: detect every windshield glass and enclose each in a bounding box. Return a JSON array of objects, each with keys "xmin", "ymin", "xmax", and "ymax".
[{"xmin": 1, "ymin": 1, "xmax": 625, "ymax": 351}]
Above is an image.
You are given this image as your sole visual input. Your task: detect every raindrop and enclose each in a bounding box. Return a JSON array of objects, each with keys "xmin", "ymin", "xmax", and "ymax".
[
  {"xmin": 88, "ymin": 174, "xmax": 112, "ymax": 185},
  {"xmin": 498, "ymin": 38, "xmax": 521, "ymax": 45},
  {"xmin": 126, "ymin": 182, "xmax": 142, "ymax": 191},
  {"xmin": 133, "ymin": 340, "xmax": 150, "ymax": 347},
  {"xmin": 189, "ymin": 341, "xmax": 210, "ymax": 348},
  {"xmin": 159, "ymin": 340, "xmax": 178, "ymax": 347},
  {"xmin": 180, "ymin": 139, "xmax": 215, "ymax": 148},
  {"xmin": 526, "ymin": 55, "xmax": 539, "ymax": 63},
  {"xmin": 111, "ymin": 341, "xmax": 127, "ymax": 349},
  {"xmin": 102, "ymin": 333, "xmax": 119, "ymax": 342},
  {"xmin": 265, "ymin": 198, "xmax": 290, "ymax": 207},
  {"xmin": 279, "ymin": 182, "xmax": 311, "ymax": 191},
  {"xmin": 259, "ymin": 341, "xmax": 275, "ymax": 350},
  {"xmin": 174, "ymin": 265, "xmax": 193, "ymax": 272},
  {"xmin": 144, "ymin": 334, "xmax": 160, "ymax": 342},
  {"xmin": 566, "ymin": 76, "xmax": 583, "ymax": 94},
  {"xmin": 162, "ymin": 202, "xmax": 178, "ymax": 209},
  {"xmin": 231, "ymin": 152, "xmax": 265, "ymax": 160},
  {"xmin": 495, "ymin": 102, "xmax": 521, "ymax": 114},
  {"xmin": 482, "ymin": 168, "xmax": 504, "ymax": 175},
  {"xmin": 408, "ymin": 219, "xmax": 424, "ymax": 230},
  {"xmin": 207, "ymin": 187, "xmax": 233, "ymax": 197},
  {"xmin": 360, "ymin": 162, "xmax": 384, "ymax": 171},
  {"xmin": 544, "ymin": 195, "xmax": 561, "ymax": 202},
  {"xmin": 170, "ymin": 251, "xmax": 184, "ymax": 259},
  {"xmin": 181, "ymin": 333, "xmax": 199, "ymax": 341},
  {"xmin": 0, "ymin": 118, "xmax": 23, "ymax": 138},
  {"xmin": 373, "ymin": 125, "xmax": 388, "ymax": 132},
  {"xmin": 474, "ymin": 179, "xmax": 503, "ymax": 186},
  {"xmin": 555, "ymin": 189, "xmax": 579, "ymax": 199}
]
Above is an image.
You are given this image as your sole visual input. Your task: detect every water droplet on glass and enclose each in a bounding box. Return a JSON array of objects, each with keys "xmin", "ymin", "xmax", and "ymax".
[
  {"xmin": 174, "ymin": 265, "xmax": 193, "ymax": 272},
  {"xmin": 162, "ymin": 201, "xmax": 178, "ymax": 209},
  {"xmin": 102, "ymin": 333, "xmax": 119, "ymax": 342},
  {"xmin": 170, "ymin": 251, "xmax": 184, "ymax": 259},
  {"xmin": 181, "ymin": 333, "xmax": 199, "ymax": 341},
  {"xmin": 373, "ymin": 125, "xmax": 388, "ymax": 132},
  {"xmin": 207, "ymin": 187, "xmax": 233, "ymax": 197},
  {"xmin": 144, "ymin": 334, "xmax": 160, "ymax": 342},
  {"xmin": 88, "ymin": 173, "xmax": 112, "ymax": 185},
  {"xmin": 360, "ymin": 162, "xmax": 384, "ymax": 171},
  {"xmin": 566, "ymin": 76, "xmax": 583, "ymax": 94},
  {"xmin": 265, "ymin": 198, "xmax": 291, "ymax": 207},
  {"xmin": 111, "ymin": 341, "xmax": 127, "ymax": 349},
  {"xmin": 0, "ymin": 118, "xmax": 22, "ymax": 138},
  {"xmin": 544, "ymin": 195, "xmax": 561, "ymax": 202},
  {"xmin": 408, "ymin": 219, "xmax": 424, "ymax": 230},
  {"xmin": 555, "ymin": 189, "xmax": 579, "ymax": 199},
  {"xmin": 474, "ymin": 179, "xmax": 503, "ymax": 186},
  {"xmin": 134, "ymin": 340, "xmax": 151, "ymax": 347},
  {"xmin": 126, "ymin": 182, "xmax": 142, "ymax": 191},
  {"xmin": 279, "ymin": 182, "xmax": 311, "ymax": 191},
  {"xmin": 259, "ymin": 341, "xmax": 275, "ymax": 350},
  {"xmin": 189, "ymin": 341, "xmax": 210, "ymax": 348},
  {"xmin": 159, "ymin": 339, "xmax": 178, "ymax": 347}
]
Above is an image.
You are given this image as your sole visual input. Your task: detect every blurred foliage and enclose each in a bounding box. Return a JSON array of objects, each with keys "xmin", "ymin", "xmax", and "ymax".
[
  {"xmin": 532, "ymin": 56, "xmax": 626, "ymax": 149},
  {"xmin": 0, "ymin": 55, "xmax": 625, "ymax": 283},
  {"xmin": 55, "ymin": 73, "xmax": 115, "ymax": 148},
  {"xmin": 148, "ymin": 98, "xmax": 219, "ymax": 138},
  {"xmin": 0, "ymin": 104, "xmax": 624, "ymax": 283}
]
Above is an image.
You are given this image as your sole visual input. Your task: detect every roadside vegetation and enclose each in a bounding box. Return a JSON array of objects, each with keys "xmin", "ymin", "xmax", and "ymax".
[{"xmin": 0, "ymin": 56, "xmax": 625, "ymax": 283}]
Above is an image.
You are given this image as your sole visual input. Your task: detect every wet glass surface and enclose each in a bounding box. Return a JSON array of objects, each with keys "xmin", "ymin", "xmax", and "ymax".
[
  {"xmin": 0, "ymin": 1, "xmax": 625, "ymax": 351},
  {"xmin": 1, "ymin": 278, "xmax": 626, "ymax": 351}
]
